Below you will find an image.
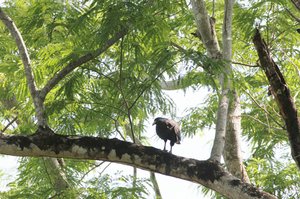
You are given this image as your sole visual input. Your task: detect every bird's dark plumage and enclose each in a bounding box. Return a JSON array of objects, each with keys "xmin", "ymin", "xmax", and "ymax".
[{"xmin": 152, "ymin": 117, "xmax": 181, "ymax": 153}]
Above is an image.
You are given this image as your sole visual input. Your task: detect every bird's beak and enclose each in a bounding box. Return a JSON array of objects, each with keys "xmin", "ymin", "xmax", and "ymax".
[{"xmin": 152, "ymin": 121, "xmax": 156, "ymax": 125}]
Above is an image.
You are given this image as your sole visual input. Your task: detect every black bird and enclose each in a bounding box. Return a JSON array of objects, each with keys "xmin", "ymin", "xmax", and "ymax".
[{"xmin": 152, "ymin": 117, "xmax": 181, "ymax": 153}]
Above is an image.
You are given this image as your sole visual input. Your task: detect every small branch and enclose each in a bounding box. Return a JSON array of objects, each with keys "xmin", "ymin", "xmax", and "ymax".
[
  {"xmin": 243, "ymin": 89, "xmax": 285, "ymax": 130},
  {"xmin": 98, "ymin": 162, "xmax": 112, "ymax": 176},
  {"xmin": 231, "ymin": 61, "xmax": 258, "ymax": 68},
  {"xmin": 80, "ymin": 161, "xmax": 105, "ymax": 182},
  {"xmin": 0, "ymin": 8, "xmax": 47, "ymax": 126},
  {"xmin": 114, "ymin": 119, "xmax": 126, "ymax": 141},
  {"xmin": 40, "ymin": 29, "xmax": 127, "ymax": 100},
  {"xmin": 117, "ymin": 36, "xmax": 136, "ymax": 143},
  {"xmin": 1, "ymin": 116, "xmax": 18, "ymax": 133},
  {"xmin": 243, "ymin": 115, "xmax": 284, "ymax": 131},
  {"xmin": 285, "ymin": 8, "xmax": 300, "ymax": 23},
  {"xmin": 0, "ymin": 8, "xmax": 37, "ymax": 96}
]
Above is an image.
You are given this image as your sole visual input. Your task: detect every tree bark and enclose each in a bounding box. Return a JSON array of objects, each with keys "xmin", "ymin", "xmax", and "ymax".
[
  {"xmin": 290, "ymin": 0, "xmax": 300, "ymax": 10},
  {"xmin": 224, "ymin": 91, "xmax": 250, "ymax": 182},
  {"xmin": 0, "ymin": 132, "xmax": 276, "ymax": 199},
  {"xmin": 0, "ymin": 7, "xmax": 46, "ymax": 127},
  {"xmin": 150, "ymin": 172, "xmax": 162, "ymax": 199},
  {"xmin": 43, "ymin": 157, "xmax": 70, "ymax": 192},
  {"xmin": 190, "ymin": 0, "xmax": 221, "ymax": 58},
  {"xmin": 191, "ymin": 0, "xmax": 228, "ymax": 163},
  {"xmin": 253, "ymin": 29, "xmax": 300, "ymax": 170},
  {"xmin": 211, "ymin": 87, "xmax": 230, "ymax": 161},
  {"xmin": 221, "ymin": 0, "xmax": 250, "ymax": 182}
]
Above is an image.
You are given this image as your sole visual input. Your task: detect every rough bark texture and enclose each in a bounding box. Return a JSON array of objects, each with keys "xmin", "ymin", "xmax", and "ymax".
[
  {"xmin": 253, "ymin": 29, "xmax": 300, "ymax": 170},
  {"xmin": 0, "ymin": 131, "xmax": 276, "ymax": 199}
]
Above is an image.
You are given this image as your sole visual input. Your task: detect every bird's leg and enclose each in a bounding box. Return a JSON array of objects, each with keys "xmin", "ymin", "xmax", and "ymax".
[
  {"xmin": 163, "ymin": 141, "xmax": 167, "ymax": 151},
  {"xmin": 169, "ymin": 142, "xmax": 174, "ymax": 153}
]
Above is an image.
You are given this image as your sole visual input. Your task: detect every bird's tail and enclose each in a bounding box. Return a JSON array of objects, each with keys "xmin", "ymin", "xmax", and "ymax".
[
  {"xmin": 176, "ymin": 136, "xmax": 181, "ymax": 144},
  {"xmin": 176, "ymin": 134, "xmax": 181, "ymax": 144}
]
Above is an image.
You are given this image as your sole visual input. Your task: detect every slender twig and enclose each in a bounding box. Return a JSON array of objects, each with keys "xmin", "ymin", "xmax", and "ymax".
[
  {"xmin": 242, "ymin": 89, "xmax": 285, "ymax": 129},
  {"xmin": 114, "ymin": 119, "xmax": 126, "ymax": 140},
  {"xmin": 243, "ymin": 115, "xmax": 284, "ymax": 131},
  {"xmin": 98, "ymin": 162, "xmax": 112, "ymax": 176},
  {"xmin": 285, "ymin": 8, "xmax": 300, "ymax": 23},
  {"xmin": 171, "ymin": 42, "xmax": 258, "ymax": 68},
  {"xmin": 1, "ymin": 116, "xmax": 18, "ymax": 133},
  {"xmin": 80, "ymin": 161, "xmax": 106, "ymax": 182},
  {"xmin": 231, "ymin": 61, "xmax": 258, "ymax": 68}
]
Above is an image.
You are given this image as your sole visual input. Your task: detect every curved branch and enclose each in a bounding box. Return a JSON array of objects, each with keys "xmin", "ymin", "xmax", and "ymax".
[
  {"xmin": 0, "ymin": 8, "xmax": 36, "ymax": 96},
  {"xmin": 0, "ymin": 8, "xmax": 47, "ymax": 126},
  {"xmin": 40, "ymin": 29, "xmax": 127, "ymax": 100},
  {"xmin": 0, "ymin": 133, "xmax": 276, "ymax": 199}
]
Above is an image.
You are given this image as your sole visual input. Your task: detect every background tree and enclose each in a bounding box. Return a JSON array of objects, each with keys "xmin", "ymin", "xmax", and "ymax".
[{"xmin": 0, "ymin": 0, "xmax": 299, "ymax": 198}]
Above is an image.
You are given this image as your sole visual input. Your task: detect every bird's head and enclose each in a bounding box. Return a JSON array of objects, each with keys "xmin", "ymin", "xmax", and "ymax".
[{"xmin": 152, "ymin": 117, "xmax": 166, "ymax": 125}]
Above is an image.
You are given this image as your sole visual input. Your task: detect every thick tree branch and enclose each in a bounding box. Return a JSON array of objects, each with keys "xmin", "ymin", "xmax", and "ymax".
[
  {"xmin": 209, "ymin": 0, "xmax": 233, "ymax": 162},
  {"xmin": 0, "ymin": 132, "xmax": 276, "ymax": 199},
  {"xmin": 211, "ymin": 86, "xmax": 230, "ymax": 161},
  {"xmin": 190, "ymin": 0, "xmax": 221, "ymax": 58},
  {"xmin": 221, "ymin": 0, "xmax": 249, "ymax": 182},
  {"xmin": 224, "ymin": 91, "xmax": 250, "ymax": 182},
  {"xmin": 253, "ymin": 29, "xmax": 300, "ymax": 170}
]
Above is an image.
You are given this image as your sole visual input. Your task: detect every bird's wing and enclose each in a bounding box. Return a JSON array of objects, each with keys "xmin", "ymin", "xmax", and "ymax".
[{"xmin": 166, "ymin": 119, "xmax": 181, "ymax": 135}]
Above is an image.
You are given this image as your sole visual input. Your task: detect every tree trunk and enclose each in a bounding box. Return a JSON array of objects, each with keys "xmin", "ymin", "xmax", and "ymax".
[
  {"xmin": 224, "ymin": 91, "xmax": 250, "ymax": 182},
  {"xmin": 221, "ymin": 0, "xmax": 250, "ymax": 182}
]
